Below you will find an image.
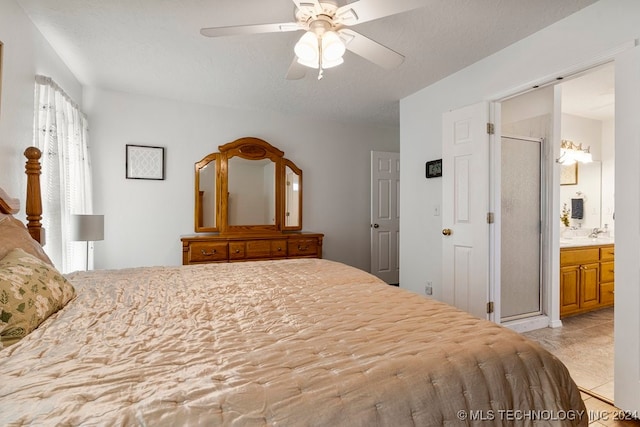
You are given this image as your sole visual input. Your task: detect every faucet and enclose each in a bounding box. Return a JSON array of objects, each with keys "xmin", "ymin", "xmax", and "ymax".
[{"xmin": 589, "ymin": 227, "xmax": 604, "ymax": 238}]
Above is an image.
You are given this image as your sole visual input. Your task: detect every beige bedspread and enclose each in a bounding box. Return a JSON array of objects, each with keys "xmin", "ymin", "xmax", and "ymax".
[{"xmin": 1, "ymin": 259, "xmax": 585, "ymax": 426}]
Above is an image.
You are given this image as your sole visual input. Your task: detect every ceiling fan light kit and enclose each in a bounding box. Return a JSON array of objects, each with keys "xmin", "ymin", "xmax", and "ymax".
[
  {"xmin": 200, "ymin": 0, "xmax": 427, "ymax": 80},
  {"xmin": 294, "ymin": 20, "xmax": 347, "ymax": 75}
]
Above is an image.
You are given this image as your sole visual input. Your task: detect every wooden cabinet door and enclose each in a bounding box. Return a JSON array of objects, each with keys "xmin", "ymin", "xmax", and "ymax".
[
  {"xmin": 580, "ymin": 262, "xmax": 600, "ymax": 309},
  {"xmin": 560, "ymin": 265, "xmax": 580, "ymax": 316}
]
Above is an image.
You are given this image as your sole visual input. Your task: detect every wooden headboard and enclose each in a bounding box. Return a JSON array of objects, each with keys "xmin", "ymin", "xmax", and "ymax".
[{"xmin": 0, "ymin": 147, "xmax": 44, "ymax": 244}]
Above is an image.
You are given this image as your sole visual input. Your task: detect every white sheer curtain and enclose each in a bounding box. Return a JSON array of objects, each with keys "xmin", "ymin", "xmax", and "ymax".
[{"xmin": 33, "ymin": 75, "xmax": 92, "ymax": 273}]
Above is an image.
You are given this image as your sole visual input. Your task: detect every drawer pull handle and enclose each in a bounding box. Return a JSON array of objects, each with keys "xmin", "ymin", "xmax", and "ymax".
[
  {"xmin": 201, "ymin": 249, "xmax": 217, "ymax": 256},
  {"xmin": 235, "ymin": 249, "xmax": 240, "ymax": 253},
  {"xmin": 277, "ymin": 247, "xmax": 282, "ymax": 251},
  {"xmin": 298, "ymin": 245, "xmax": 309, "ymax": 251}
]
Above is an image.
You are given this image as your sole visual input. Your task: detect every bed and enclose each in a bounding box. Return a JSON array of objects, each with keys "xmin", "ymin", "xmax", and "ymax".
[{"xmin": 1, "ymin": 148, "xmax": 587, "ymax": 425}]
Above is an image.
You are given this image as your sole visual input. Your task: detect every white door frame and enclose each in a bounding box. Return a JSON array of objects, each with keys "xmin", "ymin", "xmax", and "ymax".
[{"xmin": 485, "ymin": 41, "xmax": 637, "ymax": 410}]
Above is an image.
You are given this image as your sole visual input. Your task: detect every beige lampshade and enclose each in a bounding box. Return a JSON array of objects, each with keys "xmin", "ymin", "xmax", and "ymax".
[{"xmin": 70, "ymin": 214, "xmax": 104, "ymax": 242}]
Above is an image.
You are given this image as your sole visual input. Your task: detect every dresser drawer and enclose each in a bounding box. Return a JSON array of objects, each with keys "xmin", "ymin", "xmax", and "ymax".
[
  {"xmin": 288, "ymin": 238, "xmax": 319, "ymax": 257},
  {"xmin": 229, "ymin": 242, "xmax": 246, "ymax": 260},
  {"xmin": 600, "ymin": 261, "xmax": 614, "ymax": 282},
  {"xmin": 600, "ymin": 246, "xmax": 615, "ymax": 261},
  {"xmin": 245, "ymin": 240, "xmax": 271, "ymax": 259},
  {"xmin": 270, "ymin": 240, "xmax": 287, "ymax": 257},
  {"xmin": 182, "ymin": 233, "xmax": 323, "ymax": 265},
  {"xmin": 560, "ymin": 248, "xmax": 600, "ymax": 266},
  {"xmin": 188, "ymin": 242, "xmax": 228, "ymax": 263}
]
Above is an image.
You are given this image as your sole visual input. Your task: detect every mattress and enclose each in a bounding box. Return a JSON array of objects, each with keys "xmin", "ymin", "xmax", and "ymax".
[{"xmin": 0, "ymin": 258, "xmax": 586, "ymax": 425}]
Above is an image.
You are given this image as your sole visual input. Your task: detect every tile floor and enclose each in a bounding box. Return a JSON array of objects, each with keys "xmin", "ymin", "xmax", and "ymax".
[
  {"xmin": 523, "ymin": 308, "xmax": 640, "ymax": 425},
  {"xmin": 523, "ymin": 307, "xmax": 614, "ymax": 401}
]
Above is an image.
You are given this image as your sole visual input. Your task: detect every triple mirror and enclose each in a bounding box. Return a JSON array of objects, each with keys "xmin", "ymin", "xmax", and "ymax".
[{"xmin": 195, "ymin": 137, "xmax": 302, "ymax": 233}]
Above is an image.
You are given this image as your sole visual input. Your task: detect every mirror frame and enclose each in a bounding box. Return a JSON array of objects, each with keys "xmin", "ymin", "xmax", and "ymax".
[
  {"xmin": 194, "ymin": 152, "xmax": 221, "ymax": 232},
  {"xmin": 194, "ymin": 137, "xmax": 303, "ymax": 233},
  {"xmin": 283, "ymin": 158, "xmax": 303, "ymax": 231}
]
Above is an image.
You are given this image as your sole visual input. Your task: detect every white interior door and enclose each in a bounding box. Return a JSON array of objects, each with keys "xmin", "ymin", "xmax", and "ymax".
[
  {"xmin": 614, "ymin": 45, "xmax": 640, "ymax": 412},
  {"xmin": 371, "ymin": 151, "xmax": 400, "ymax": 284},
  {"xmin": 442, "ymin": 102, "xmax": 490, "ymax": 319}
]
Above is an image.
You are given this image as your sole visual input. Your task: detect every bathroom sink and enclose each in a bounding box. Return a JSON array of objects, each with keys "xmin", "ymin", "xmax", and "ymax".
[{"xmin": 560, "ymin": 236, "xmax": 614, "ymax": 247}]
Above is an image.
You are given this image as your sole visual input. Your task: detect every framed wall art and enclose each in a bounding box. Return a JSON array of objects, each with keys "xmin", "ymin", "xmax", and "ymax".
[
  {"xmin": 560, "ymin": 162, "xmax": 578, "ymax": 185},
  {"xmin": 126, "ymin": 144, "xmax": 165, "ymax": 180},
  {"xmin": 426, "ymin": 159, "xmax": 442, "ymax": 178}
]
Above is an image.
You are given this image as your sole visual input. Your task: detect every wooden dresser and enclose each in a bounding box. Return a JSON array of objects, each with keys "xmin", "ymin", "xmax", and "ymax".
[
  {"xmin": 181, "ymin": 232, "xmax": 323, "ymax": 265},
  {"xmin": 185, "ymin": 138, "xmax": 323, "ymax": 266}
]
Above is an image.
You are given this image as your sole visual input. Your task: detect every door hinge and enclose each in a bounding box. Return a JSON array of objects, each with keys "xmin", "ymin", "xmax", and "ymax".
[
  {"xmin": 486, "ymin": 301, "xmax": 494, "ymax": 314},
  {"xmin": 486, "ymin": 212, "xmax": 494, "ymax": 224},
  {"xmin": 486, "ymin": 122, "xmax": 495, "ymax": 135}
]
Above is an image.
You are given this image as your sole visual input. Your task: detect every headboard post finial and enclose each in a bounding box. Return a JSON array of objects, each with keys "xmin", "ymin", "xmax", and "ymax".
[{"xmin": 24, "ymin": 147, "xmax": 44, "ymax": 244}]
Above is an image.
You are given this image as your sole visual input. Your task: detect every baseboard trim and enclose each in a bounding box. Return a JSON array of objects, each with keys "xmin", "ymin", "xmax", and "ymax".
[
  {"xmin": 549, "ymin": 319, "xmax": 563, "ymax": 328},
  {"xmin": 503, "ymin": 315, "xmax": 550, "ymax": 333}
]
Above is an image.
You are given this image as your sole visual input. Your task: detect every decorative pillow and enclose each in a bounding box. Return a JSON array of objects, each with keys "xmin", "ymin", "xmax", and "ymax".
[
  {"xmin": 0, "ymin": 248, "xmax": 75, "ymax": 348},
  {"xmin": 0, "ymin": 216, "xmax": 53, "ymax": 267}
]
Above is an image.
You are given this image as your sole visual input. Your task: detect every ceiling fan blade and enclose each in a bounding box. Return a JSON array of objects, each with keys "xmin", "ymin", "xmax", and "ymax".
[
  {"xmin": 200, "ymin": 22, "xmax": 301, "ymax": 38},
  {"xmin": 339, "ymin": 29, "xmax": 404, "ymax": 69},
  {"xmin": 286, "ymin": 57, "xmax": 307, "ymax": 80},
  {"xmin": 335, "ymin": 0, "xmax": 426, "ymax": 26},
  {"xmin": 291, "ymin": 0, "xmax": 322, "ymax": 16}
]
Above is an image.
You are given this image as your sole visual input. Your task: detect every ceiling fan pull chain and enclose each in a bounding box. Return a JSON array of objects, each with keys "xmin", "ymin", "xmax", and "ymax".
[{"xmin": 317, "ymin": 36, "xmax": 324, "ymax": 80}]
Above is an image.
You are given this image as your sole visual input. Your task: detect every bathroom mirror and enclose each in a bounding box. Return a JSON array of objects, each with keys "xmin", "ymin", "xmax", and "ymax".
[
  {"xmin": 560, "ymin": 161, "xmax": 602, "ymax": 229},
  {"xmin": 194, "ymin": 137, "xmax": 303, "ymax": 233}
]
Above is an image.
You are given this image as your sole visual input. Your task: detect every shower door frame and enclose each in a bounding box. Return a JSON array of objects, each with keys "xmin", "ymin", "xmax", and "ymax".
[{"xmin": 499, "ymin": 135, "xmax": 545, "ymax": 323}]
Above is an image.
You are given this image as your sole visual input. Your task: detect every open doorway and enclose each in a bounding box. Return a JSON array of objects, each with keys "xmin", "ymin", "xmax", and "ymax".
[{"xmin": 502, "ymin": 62, "xmax": 615, "ymax": 402}]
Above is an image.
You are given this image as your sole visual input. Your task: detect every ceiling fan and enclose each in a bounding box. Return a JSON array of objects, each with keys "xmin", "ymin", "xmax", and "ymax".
[{"xmin": 200, "ymin": 0, "xmax": 426, "ymax": 80}]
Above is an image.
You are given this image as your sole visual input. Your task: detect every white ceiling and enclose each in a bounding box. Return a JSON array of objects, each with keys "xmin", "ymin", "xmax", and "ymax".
[
  {"xmin": 561, "ymin": 62, "xmax": 615, "ymax": 121},
  {"xmin": 16, "ymin": 0, "xmax": 599, "ymax": 127}
]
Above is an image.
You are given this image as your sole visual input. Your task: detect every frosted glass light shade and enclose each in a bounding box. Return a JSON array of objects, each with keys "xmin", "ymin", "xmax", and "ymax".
[
  {"xmin": 70, "ymin": 214, "xmax": 104, "ymax": 241},
  {"xmin": 322, "ymin": 31, "xmax": 345, "ymax": 61},
  {"xmin": 294, "ymin": 31, "xmax": 318, "ymax": 63},
  {"xmin": 319, "ymin": 56, "xmax": 343, "ymax": 69},
  {"xmin": 557, "ymin": 139, "xmax": 592, "ymax": 165},
  {"xmin": 295, "ymin": 30, "xmax": 346, "ymax": 69}
]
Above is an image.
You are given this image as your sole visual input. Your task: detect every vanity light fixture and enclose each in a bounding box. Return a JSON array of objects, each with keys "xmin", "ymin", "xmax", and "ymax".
[{"xmin": 556, "ymin": 139, "xmax": 593, "ymax": 165}]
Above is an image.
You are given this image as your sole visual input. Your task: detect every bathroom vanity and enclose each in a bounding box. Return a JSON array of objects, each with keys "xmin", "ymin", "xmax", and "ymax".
[{"xmin": 559, "ymin": 238, "xmax": 614, "ymax": 318}]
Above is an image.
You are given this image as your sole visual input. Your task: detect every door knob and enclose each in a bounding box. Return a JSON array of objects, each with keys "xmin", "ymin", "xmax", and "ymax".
[
  {"xmin": 442, "ymin": 228, "xmax": 452, "ymax": 236},
  {"xmin": 373, "ymin": 224, "xmax": 380, "ymax": 228}
]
